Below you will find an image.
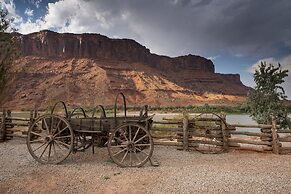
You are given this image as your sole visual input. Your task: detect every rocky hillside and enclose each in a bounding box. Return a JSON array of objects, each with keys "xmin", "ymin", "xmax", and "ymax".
[{"xmin": 2, "ymin": 30, "xmax": 251, "ymax": 109}]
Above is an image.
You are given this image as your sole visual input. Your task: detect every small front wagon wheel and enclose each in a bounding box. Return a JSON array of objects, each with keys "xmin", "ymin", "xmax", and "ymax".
[
  {"xmin": 108, "ymin": 123, "xmax": 153, "ymax": 167},
  {"xmin": 27, "ymin": 114, "xmax": 74, "ymax": 164}
]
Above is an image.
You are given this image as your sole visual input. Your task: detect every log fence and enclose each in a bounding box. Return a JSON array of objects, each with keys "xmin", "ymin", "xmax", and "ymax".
[{"xmin": 1, "ymin": 110, "xmax": 291, "ymax": 155}]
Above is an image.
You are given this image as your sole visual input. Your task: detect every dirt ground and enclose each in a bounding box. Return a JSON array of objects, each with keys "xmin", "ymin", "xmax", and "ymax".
[{"xmin": 0, "ymin": 138, "xmax": 291, "ymax": 194}]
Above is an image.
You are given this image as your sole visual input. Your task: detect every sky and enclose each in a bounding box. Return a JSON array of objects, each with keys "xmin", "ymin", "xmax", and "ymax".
[{"xmin": 1, "ymin": 0, "xmax": 290, "ymax": 99}]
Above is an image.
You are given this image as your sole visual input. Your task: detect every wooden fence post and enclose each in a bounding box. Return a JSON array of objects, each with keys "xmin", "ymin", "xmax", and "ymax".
[
  {"xmin": 0, "ymin": 110, "xmax": 7, "ymax": 142},
  {"xmin": 271, "ymin": 116, "xmax": 279, "ymax": 154},
  {"xmin": 182, "ymin": 112, "xmax": 189, "ymax": 151},
  {"xmin": 220, "ymin": 113, "xmax": 229, "ymax": 152}
]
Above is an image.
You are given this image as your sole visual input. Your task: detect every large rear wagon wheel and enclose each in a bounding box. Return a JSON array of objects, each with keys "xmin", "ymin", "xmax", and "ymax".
[
  {"xmin": 108, "ymin": 123, "xmax": 153, "ymax": 167},
  {"xmin": 27, "ymin": 114, "xmax": 74, "ymax": 164}
]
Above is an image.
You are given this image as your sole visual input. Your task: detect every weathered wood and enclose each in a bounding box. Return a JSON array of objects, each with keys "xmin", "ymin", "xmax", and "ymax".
[
  {"xmin": 5, "ymin": 117, "xmax": 30, "ymax": 121},
  {"xmin": 277, "ymin": 129, "xmax": 291, "ymax": 133},
  {"xmin": 228, "ymin": 138, "xmax": 272, "ymax": 146},
  {"xmin": 0, "ymin": 111, "xmax": 7, "ymax": 142},
  {"xmin": 261, "ymin": 128, "xmax": 271, "ymax": 133},
  {"xmin": 229, "ymin": 146, "xmax": 272, "ymax": 152},
  {"xmin": 230, "ymin": 131, "xmax": 272, "ymax": 137},
  {"xmin": 188, "ymin": 126, "xmax": 222, "ymax": 130},
  {"xmin": 182, "ymin": 112, "xmax": 189, "ymax": 151},
  {"xmin": 278, "ymin": 136, "xmax": 291, "ymax": 142},
  {"xmin": 154, "ymin": 121, "xmax": 181, "ymax": 124},
  {"xmin": 154, "ymin": 141, "xmax": 183, "ymax": 146},
  {"xmin": 231, "ymin": 124, "xmax": 272, "ymax": 128},
  {"xmin": 151, "ymin": 127, "xmax": 181, "ymax": 132},
  {"xmin": 279, "ymin": 147, "xmax": 291, "ymax": 154},
  {"xmin": 220, "ymin": 113, "xmax": 229, "ymax": 151},
  {"xmin": 178, "ymin": 130, "xmax": 226, "ymax": 138},
  {"xmin": 151, "ymin": 134, "xmax": 177, "ymax": 139},
  {"xmin": 6, "ymin": 133, "xmax": 27, "ymax": 138},
  {"xmin": 260, "ymin": 137, "xmax": 272, "ymax": 141},
  {"xmin": 7, "ymin": 123, "xmax": 29, "ymax": 127},
  {"xmin": 187, "ymin": 139, "xmax": 223, "ymax": 146},
  {"xmin": 271, "ymin": 116, "xmax": 279, "ymax": 154}
]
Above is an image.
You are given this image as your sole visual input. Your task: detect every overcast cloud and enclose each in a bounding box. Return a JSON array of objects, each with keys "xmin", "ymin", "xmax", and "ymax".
[{"xmin": 1, "ymin": 0, "xmax": 290, "ymax": 98}]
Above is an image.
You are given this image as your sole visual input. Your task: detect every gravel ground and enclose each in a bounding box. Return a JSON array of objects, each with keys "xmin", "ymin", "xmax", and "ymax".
[{"xmin": 0, "ymin": 138, "xmax": 291, "ymax": 194}]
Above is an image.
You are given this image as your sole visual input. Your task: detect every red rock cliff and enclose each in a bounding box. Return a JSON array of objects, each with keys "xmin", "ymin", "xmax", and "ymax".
[{"xmin": 2, "ymin": 30, "xmax": 251, "ymax": 109}]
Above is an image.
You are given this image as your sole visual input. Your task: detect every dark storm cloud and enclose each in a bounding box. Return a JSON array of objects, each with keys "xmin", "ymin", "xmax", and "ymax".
[{"xmin": 9, "ymin": 0, "xmax": 291, "ymax": 58}]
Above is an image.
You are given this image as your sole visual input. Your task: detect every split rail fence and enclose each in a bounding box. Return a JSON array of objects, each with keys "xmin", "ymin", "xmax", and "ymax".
[{"xmin": 1, "ymin": 110, "xmax": 291, "ymax": 155}]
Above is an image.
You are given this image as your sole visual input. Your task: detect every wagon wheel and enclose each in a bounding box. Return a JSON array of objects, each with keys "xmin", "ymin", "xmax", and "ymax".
[
  {"xmin": 69, "ymin": 112, "xmax": 93, "ymax": 151},
  {"xmin": 27, "ymin": 114, "xmax": 74, "ymax": 164},
  {"xmin": 193, "ymin": 113, "xmax": 224, "ymax": 154},
  {"xmin": 108, "ymin": 123, "xmax": 153, "ymax": 167}
]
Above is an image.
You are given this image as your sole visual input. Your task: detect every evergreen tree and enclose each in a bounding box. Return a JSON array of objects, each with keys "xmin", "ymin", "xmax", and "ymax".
[{"xmin": 247, "ymin": 61, "xmax": 289, "ymax": 127}]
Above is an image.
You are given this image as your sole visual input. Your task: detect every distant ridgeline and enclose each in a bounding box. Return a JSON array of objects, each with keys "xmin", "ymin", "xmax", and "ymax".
[{"xmin": 2, "ymin": 30, "xmax": 251, "ymax": 109}]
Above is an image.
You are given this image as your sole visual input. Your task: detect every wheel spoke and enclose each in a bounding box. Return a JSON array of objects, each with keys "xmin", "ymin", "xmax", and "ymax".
[
  {"xmin": 55, "ymin": 140, "xmax": 71, "ymax": 149},
  {"xmin": 136, "ymin": 147, "xmax": 149, "ymax": 156},
  {"xmin": 52, "ymin": 142, "xmax": 58, "ymax": 158},
  {"xmin": 54, "ymin": 135, "xmax": 72, "ymax": 139},
  {"xmin": 32, "ymin": 142, "xmax": 47, "ymax": 152},
  {"xmin": 129, "ymin": 125, "xmax": 132, "ymax": 141},
  {"xmin": 134, "ymin": 150, "xmax": 141, "ymax": 163},
  {"xmin": 30, "ymin": 131, "xmax": 42, "ymax": 137},
  {"xmin": 48, "ymin": 143, "xmax": 52, "ymax": 162},
  {"xmin": 113, "ymin": 137, "xmax": 123, "ymax": 143},
  {"xmin": 112, "ymin": 147, "xmax": 127, "ymax": 157},
  {"xmin": 39, "ymin": 143, "xmax": 50, "ymax": 159},
  {"xmin": 110, "ymin": 144, "xmax": 127, "ymax": 148},
  {"xmin": 120, "ymin": 150, "xmax": 128, "ymax": 163},
  {"xmin": 29, "ymin": 139, "xmax": 45, "ymax": 143},
  {"xmin": 134, "ymin": 134, "xmax": 149, "ymax": 144},
  {"xmin": 52, "ymin": 119, "xmax": 62, "ymax": 136},
  {"xmin": 135, "ymin": 144, "xmax": 151, "ymax": 147},
  {"xmin": 122, "ymin": 130, "xmax": 129, "ymax": 142},
  {"xmin": 132, "ymin": 127, "xmax": 140, "ymax": 142},
  {"xmin": 54, "ymin": 140, "xmax": 65, "ymax": 153},
  {"xmin": 43, "ymin": 118, "xmax": 50, "ymax": 135},
  {"xmin": 53, "ymin": 126, "xmax": 68, "ymax": 138},
  {"xmin": 129, "ymin": 151, "xmax": 132, "ymax": 166}
]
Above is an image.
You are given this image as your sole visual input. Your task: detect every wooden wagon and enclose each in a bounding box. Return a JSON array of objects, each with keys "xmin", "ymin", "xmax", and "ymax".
[{"xmin": 26, "ymin": 93, "xmax": 154, "ymax": 167}]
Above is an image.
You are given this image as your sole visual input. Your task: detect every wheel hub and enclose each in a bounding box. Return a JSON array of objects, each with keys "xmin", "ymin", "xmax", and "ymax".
[
  {"xmin": 45, "ymin": 135, "xmax": 54, "ymax": 142},
  {"xmin": 127, "ymin": 142, "xmax": 135, "ymax": 151}
]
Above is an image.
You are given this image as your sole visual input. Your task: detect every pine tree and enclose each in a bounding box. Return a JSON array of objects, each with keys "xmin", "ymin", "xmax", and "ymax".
[{"xmin": 246, "ymin": 61, "xmax": 289, "ymax": 127}]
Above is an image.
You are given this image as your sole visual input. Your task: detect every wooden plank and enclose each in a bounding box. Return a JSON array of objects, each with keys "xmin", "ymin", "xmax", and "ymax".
[
  {"xmin": 231, "ymin": 124, "xmax": 272, "ymax": 128},
  {"xmin": 278, "ymin": 136, "xmax": 291, "ymax": 142},
  {"xmin": 7, "ymin": 123, "xmax": 29, "ymax": 127},
  {"xmin": 151, "ymin": 127, "xmax": 181, "ymax": 132},
  {"xmin": 261, "ymin": 128, "xmax": 271, "ymax": 133},
  {"xmin": 228, "ymin": 138, "xmax": 272, "ymax": 146},
  {"xmin": 277, "ymin": 129, "xmax": 291, "ymax": 133},
  {"xmin": 6, "ymin": 117, "xmax": 30, "ymax": 121},
  {"xmin": 154, "ymin": 121, "xmax": 181, "ymax": 124},
  {"xmin": 151, "ymin": 134, "xmax": 177, "ymax": 139},
  {"xmin": 271, "ymin": 116, "xmax": 279, "ymax": 154},
  {"xmin": 154, "ymin": 141, "xmax": 183, "ymax": 146},
  {"xmin": 188, "ymin": 126, "xmax": 222, "ymax": 130},
  {"xmin": 229, "ymin": 131, "xmax": 272, "ymax": 137},
  {"xmin": 220, "ymin": 113, "xmax": 228, "ymax": 151},
  {"xmin": 279, "ymin": 147, "xmax": 291, "ymax": 154},
  {"xmin": 229, "ymin": 146, "xmax": 272, "ymax": 152},
  {"xmin": 186, "ymin": 139, "xmax": 223, "ymax": 146},
  {"xmin": 183, "ymin": 112, "xmax": 189, "ymax": 151},
  {"xmin": 6, "ymin": 134, "xmax": 27, "ymax": 138}
]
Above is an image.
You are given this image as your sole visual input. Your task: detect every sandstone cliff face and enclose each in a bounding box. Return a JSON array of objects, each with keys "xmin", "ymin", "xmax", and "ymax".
[{"xmin": 2, "ymin": 30, "xmax": 251, "ymax": 109}]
